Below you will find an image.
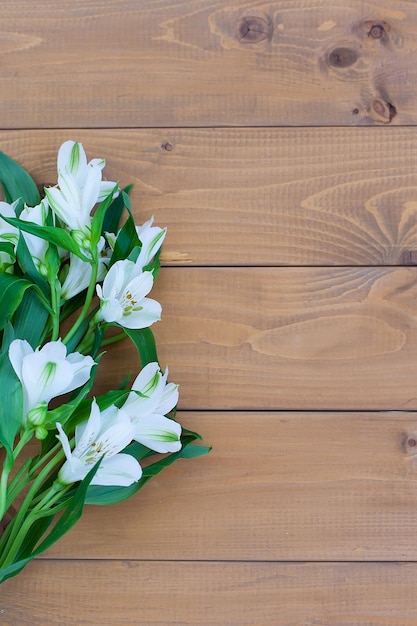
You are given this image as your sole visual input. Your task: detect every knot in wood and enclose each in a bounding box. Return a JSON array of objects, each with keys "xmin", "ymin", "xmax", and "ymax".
[
  {"xmin": 401, "ymin": 433, "xmax": 417, "ymax": 454},
  {"xmin": 161, "ymin": 141, "xmax": 173, "ymax": 152},
  {"xmin": 237, "ymin": 16, "xmax": 270, "ymax": 43},
  {"xmin": 328, "ymin": 47, "xmax": 359, "ymax": 68},
  {"xmin": 369, "ymin": 24, "xmax": 385, "ymax": 39},
  {"xmin": 371, "ymin": 98, "xmax": 397, "ymax": 124}
]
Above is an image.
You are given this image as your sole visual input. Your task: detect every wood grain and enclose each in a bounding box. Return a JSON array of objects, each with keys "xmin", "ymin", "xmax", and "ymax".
[
  {"xmin": 3, "ymin": 560, "xmax": 417, "ymax": 625},
  {"xmin": 1, "ymin": 128, "xmax": 417, "ymax": 266},
  {"xmin": 93, "ymin": 266, "xmax": 417, "ymax": 410},
  {"xmin": 44, "ymin": 411, "xmax": 417, "ymax": 562},
  {"xmin": 0, "ymin": 1, "xmax": 416, "ymax": 127}
]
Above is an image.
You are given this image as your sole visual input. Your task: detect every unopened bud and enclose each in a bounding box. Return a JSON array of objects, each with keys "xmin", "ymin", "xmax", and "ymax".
[
  {"xmin": 27, "ymin": 403, "xmax": 48, "ymax": 427},
  {"xmin": 35, "ymin": 426, "xmax": 48, "ymax": 440}
]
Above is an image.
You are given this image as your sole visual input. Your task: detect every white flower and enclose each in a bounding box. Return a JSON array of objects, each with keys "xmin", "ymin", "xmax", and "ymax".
[
  {"xmin": 9, "ymin": 339, "xmax": 95, "ymax": 425},
  {"xmin": 61, "ymin": 236, "xmax": 110, "ymax": 300},
  {"xmin": 57, "ymin": 400, "xmax": 142, "ymax": 486},
  {"xmin": 96, "ymin": 259, "xmax": 161, "ymax": 329},
  {"xmin": 135, "ymin": 217, "xmax": 166, "ymax": 270},
  {"xmin": 44, "ymin": 140, "xmax": 118, "ymax": 237},
  {"xmin": 19, "ymin": 199, "xmax": 50, "ymax": 273},
  {"xmin": 122, "ymin": 362, "xmax": 181, "ymax": 453}
]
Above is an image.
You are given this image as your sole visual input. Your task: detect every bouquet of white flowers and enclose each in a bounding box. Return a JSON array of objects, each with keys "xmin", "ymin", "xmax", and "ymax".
[{"xmin": 0, "ymin": 141, "xmax": 209, "ymax": 583}]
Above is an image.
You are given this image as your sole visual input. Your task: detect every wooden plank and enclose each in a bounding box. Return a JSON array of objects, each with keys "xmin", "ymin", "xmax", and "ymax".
[
  {"xmin": 1, "ymin": 128, "xmax": 417, "ymax": 266},
  {"xmin": 3, "ymin": 560, "xmax": 417, "ymax": 625},
  {"xmin": 44, "ymin": 412, "xmax": 417, "ymax": 561},
  {"xmin": 92, "ymin": 266, "xmax": 417, "ymax": 410},
  {"xmin": 0, "ymin": 1, "xmax": 415, "ymax": 127}
]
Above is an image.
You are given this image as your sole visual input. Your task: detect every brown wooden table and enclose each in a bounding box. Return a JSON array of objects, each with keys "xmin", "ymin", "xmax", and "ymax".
[{"xmin": 2, "ymin": 2, "xmax": 417, "ymax": 624}]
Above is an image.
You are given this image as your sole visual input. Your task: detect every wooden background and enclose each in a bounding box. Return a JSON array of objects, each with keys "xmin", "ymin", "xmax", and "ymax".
[{"xmin": 2, "ymin": 1, "xmax": 417, "ymax": 624}]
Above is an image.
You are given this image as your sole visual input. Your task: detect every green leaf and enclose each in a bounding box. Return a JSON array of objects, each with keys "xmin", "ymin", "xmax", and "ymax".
[
  {"xmin": 15, "ymin": 234, "xmax": 50, "ymax": 295},
  {"xmin": 0, "ymin": 216, "xmax": 90, "ymax": 261},
  {"xmin": 0, "ymin": 242, "xmax": 15, "ymax": 258},
  {"xmin": 0, "ymin": 553, "xmax": 33, "ymax": 584},
  {"xmin": 110, "ymin": 207, "xmax": 141, "ymax": 266},
  {"xmin": 0, "ymin": 151, "xmax": 41, "ymax": 206},
  {"xmin": 12, "ymin": 288, "xmax": 50, "ymax": 348},
  {"xmin": 102, "ymin": 184, "xmax": 133, "ymax": 235},
  {"xmin": 143, "ymin": 246, "xmax": 162, "ymax": 281},
  {"xmin": 123, "ymin": 327, "xmax": 159, "ymax": 367},
  {"xmin": 15, "ymin": 515, "xmax": 54, "ymax": 562},
  {"xmin": 90, "ymin": 184, "xmax": 119, "ymax": 248},
  {"xmin": 0, "ymin": 324, "xmax": 23, "ymax": 454},
  {"xmin": 179, "ymin": 444, "xmax": 211, "ymax": 458},
  {"xmin": 0, "ymin": 273, "xmax": 39, "ymax": 332},
  {"xmin": 85, "ymin": 430, "xmax": 209, "ymax": 506}
]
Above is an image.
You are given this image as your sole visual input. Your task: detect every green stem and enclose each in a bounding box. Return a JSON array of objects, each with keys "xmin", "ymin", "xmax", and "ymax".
[
  {"xmin": 0, "ymin": 449, "xmax": 64, "ymax": 569},
  {"xmin": 62, "ymin": 249, "xmax": 99, "ymax": 347},
  {"xmin": 13, "ymin": 430, "xmax": 33, "ymax": 462},
  {"xmin": 0, "ymin": 429, "xmax": 33, "ymax": 521},
  {"xmin": 29, "ymin": 439, "xmax": 63, "ymax": 475},
  {"xmin": 75, "ymin": 316, "xmax": 98, "ymax": 354},
  {"xmin": 0, "ymin": 481, "xmax": 70, "ymax": 570},
  {"xmin": 4, "ymin": 459, "xmax": 32, "ymax": 512},
  {"xmin": 101, "ymin": 331, "xmax": 126, "ymax": 347},
  {"xmin": 0, "ymin": 455, "xmax": 13, "ymax": 522},
  {"xmin": 8, "ymin": 439, "xmax": 71, "ymax": 510},
  {"xmin": 49, "ymin": 278, "xmax": 61, "ymax": 341}
]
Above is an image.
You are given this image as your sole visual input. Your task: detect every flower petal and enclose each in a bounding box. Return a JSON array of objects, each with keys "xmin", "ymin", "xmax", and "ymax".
[
  {"xmin": 8, "ymin": 339, "xmax": 33, "ymax": 380},
  {"xmin": 81, "ymin": 164, "xmax": 103, "ymax": 217},
  {"xmin": 124, "ymin": 363, "xmax": 165, "ymax": 416},
  {"xmin": 123, "ymin": 271, "xmax": 154, "ymax": 302},
  {"xmin": 75, "ymin": 398, "xmax": 102, "ymax": 451},
  {"xmin": 92, "ymin": 453, "xmax": 142, "ymax": 486},
  {"xmin": 58, "ymin": 141, "xmax": 88, "ymax": 185},
  {"xmin": 132, "ymin": 413, "xmax": 182, "ymax": 453},
  {"xmin": 157, "ymin": 382, "xmax": 179, "ymax": 416},
  {"xmin": 119, "ymin": 297, "xmax": 161, "ymax": 329}
]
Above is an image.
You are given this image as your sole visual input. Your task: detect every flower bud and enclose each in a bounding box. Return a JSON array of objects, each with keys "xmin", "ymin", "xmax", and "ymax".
[
  {"xmin": 72, "ymin": 230, "xmax": 91, "ymax": 252},
  {"xmin": 35, "ymin": 426, "xmax": 48, "ymax": 440},
  {"xmin": 27, "ymin": 402, "xmax": 48, "ymax": 427}
]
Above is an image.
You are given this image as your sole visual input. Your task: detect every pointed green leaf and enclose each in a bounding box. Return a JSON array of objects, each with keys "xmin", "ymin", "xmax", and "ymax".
[
  {"xmin": 0, "ymin": 242, "xmax": 15, "ymax": 258},
  {"xmin": 12, "ymin": 288, "xmax": 50, "ymax": 348},
  {"xmin": 15, "ymin": 234, "xmax": 50, "ymax": 295},
  {"xmin": 123, "ymin": 327, "xmax": 159, "ymax": 367},
  {"xmin": 90, "ymin": 184, "xmax": 119, "ymax": 248},
  {"xmin": 0, "ymin": 273, "xmax": 38, "ymax": 331},
  {"xmin": 0, "ymin": 324, "xmax": 23, "ymax": 453},
  {"xmin": 0, "ymin": 216, "xmax": 90, "ymax": 261},
  {"xmin": 102, "ymin": 184, "xmax": 133, "ymax": 235},
  {"xmin": 109, "ymin": 207, "xmax": 141, "ymax": 266},
  {"xmin": 0, "ymin": 151, "xmax": 40, "ymax": 206},
  {"xmin": 85, "ymin": 430, "xmax": 208, "ymax": 506}
]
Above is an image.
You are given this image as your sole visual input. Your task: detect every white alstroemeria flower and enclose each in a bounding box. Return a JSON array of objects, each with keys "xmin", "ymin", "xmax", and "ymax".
[
  {"xmin": 96, "ymin": 259, "xmax": 161, "ymax": 329},
  {"xmin": 19, "ymin": 199, "xmax": 50, "ymax": 273},
  {"xmin": 45, "ymin": 140, "xmax": 118, "ymax": 239},
  {"xmin": 135, "ymin": 217, "xmax": 166, "ymax": 270},
  {"xmin": 61, "ymin": 236, "xmax": 111, "ymax": 300},
  {"xmin": 0, "ymin": 200, "xmax": 20, "ymax": 271},
  {"xmin": 57, "ymin": 400, "xmax": 142, "ymax": 486},
  {"xmin": 9, "ymin": 339, "xmax": 95, "ymax": 426},
  {"xmin": 122, "ymin": 362, "xmax": 181, "ymax": 453}
]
